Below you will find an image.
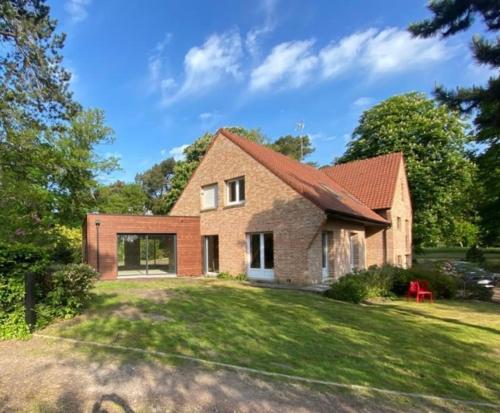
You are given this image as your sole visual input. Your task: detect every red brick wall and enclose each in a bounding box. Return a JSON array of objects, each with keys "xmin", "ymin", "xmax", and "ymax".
[{"xmin": 84, "ymin": 214, "xmax": 201, "ymax": 280}]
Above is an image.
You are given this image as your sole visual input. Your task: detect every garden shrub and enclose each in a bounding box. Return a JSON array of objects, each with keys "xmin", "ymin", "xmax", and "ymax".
[
  {"xmin": 0, "ymin": 240, "xmax": 98, "ymax": 339},
  {"xmin": 48, "ymin": 225, "xmax": 83, "ymax": 264},
  {"xmin": 325, "ymin": 263, "xmax": 461, "ymax": 304},
  {"xmin": 324, "ymin": 275, "xmax": 368, "ymax": 303},
  {"xmin": 0, "ymin": 242, "xmax": 49, "ymax": 339},
  {"xmin": 217, "ymin": 271, "xmax": 247, "ymax": 281},
  {"xmin": 43, "ymin": 264, "xmax": 99, "ymax": 319}
]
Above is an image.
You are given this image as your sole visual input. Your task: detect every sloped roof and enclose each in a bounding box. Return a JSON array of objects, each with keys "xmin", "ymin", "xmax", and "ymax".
[
  {"xmin": 218, "ymin": 129, "xmax": 388, "ymax": 225},
  {"xmin": 322, "ymin": 152, "xmax": 403, "ymax": 210}
]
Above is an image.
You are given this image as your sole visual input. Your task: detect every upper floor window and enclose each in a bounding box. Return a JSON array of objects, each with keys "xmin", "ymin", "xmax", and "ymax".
[
  {"xmin": 201, "ymin": 184, "xmax": 218, "ymax": 210},
  {"xmin": 226, "ymin": 177, "xmax": 245, "ymax": 205},
  {"xmin": 397, "ymin": 216, "xmax": 401, "ymax": 230}
]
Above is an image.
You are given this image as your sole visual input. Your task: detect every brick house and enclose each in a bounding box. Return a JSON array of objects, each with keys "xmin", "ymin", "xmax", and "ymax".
[{"xmin": 84, "ymin": 128, "xmax": 412, "ymax": 284}]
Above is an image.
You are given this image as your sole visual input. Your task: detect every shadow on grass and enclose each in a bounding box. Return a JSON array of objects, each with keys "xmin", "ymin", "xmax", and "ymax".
[{"xmin": 44, "ymin": 282, "xmax": 500, "ymax": 406}]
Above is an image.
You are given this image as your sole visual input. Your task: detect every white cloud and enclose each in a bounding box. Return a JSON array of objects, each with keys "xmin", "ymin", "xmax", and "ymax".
[
  {"xmin": 250, "ymin": 40, "xmax": 319, "ymax": 91},
  {"xmin": 250, "ymin": 27, "xmax": 449, "ymax": 93},
  {"xmin": 320, "ymin": 29, "xmax": 376, "ymax": 79},
  {"xmin": 353, "ymin": 96, "xmax": 374, "ymax": 108},
  {"xmin": 245, "ymin": 0, "xmax": 278, "ymax": 58},
  {"xmin": 168, "ymin": 144, "xmax": 189, "ymax": 161},
  {"xmin": 362, "ymin": 28, "xmax": 449, "ymax": 74},
  {"xmin": 162, "ymin": 31, "xmax": 243, "ymax": 105},
  {"xmin": 65, "ymin": 0, "xmax": 92, "ymax": 23}
]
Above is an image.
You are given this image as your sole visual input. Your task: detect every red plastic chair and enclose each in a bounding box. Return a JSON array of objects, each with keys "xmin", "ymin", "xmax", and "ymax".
[{"xmin": 407, "ymin": 280, "xmax": 433, "ymax": 303}]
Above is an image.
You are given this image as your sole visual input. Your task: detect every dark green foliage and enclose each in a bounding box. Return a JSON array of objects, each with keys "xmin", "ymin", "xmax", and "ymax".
[
  {"xmin": 95, "ymin": 181, "xmax": 148, "ymax": 214},
  {"xmin": 465, "ymin": 245, "xmax": 486, "ymax": 263},
  {"xmin": 135, "ymin": 158, "xmax": 175, "ymax": 213},
  {"xmin": 324, "ymin": 275, "xmax": 369, "ymax": 303},
  {"xmin": 338, "ymin": 93, "xmax": 478, "ymax": 247},
  {"xmin": 268, "ymin": 135, "xmax": 314, "ymax": 161},
  {"xmin": 40, "ymin": 263, "xmax": 98, "ymax": 320},
  {"xmin": 325, "ymin": 264, "xmax": 460, "ymax": 303},
  {"xmin": 216, "ymin": 271, "xmax": 247, "ymax": 281},
  {"xmin": 0, "ymin": 0, "xmax": 79, "ymax": 136},
  {"xmin": 409, "ymin": 0, "xmax": 500, "ymax": 246},
  {"xmin": 0, "ymin": 242, "xmax": 98, "ymax": 339}
]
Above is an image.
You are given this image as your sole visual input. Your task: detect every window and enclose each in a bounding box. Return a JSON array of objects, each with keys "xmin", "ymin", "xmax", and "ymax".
[
  {"xmin": 226, "ymin": 177, "xmax": 245, "ymax": 205},
  {"xmin": 397, "ymin": 216, "xmax": 401, "ymax": 230},
  {"xmin": 247, "ymin": 232, "xmax": 274, "ymax": 280},
  {"xmin": 349, "ymin": 233, "xmax": 363, "ymax": 271},
  {"xmin": 201, "ymin": 184, "xmax": 218, "ymax": 210},
  {"xmin": 405, "ymin": 219, "xmax": 410, "ymax": 249},
  {"xmin": 117, "ymin": 234, "xmax": 176, "ymax": 276},
  {"xmin": 397, "ymin": 255, "xmax": 403, "ymax": 267}
]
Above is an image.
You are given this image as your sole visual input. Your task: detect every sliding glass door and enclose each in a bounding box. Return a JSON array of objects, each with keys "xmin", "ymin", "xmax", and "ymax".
[{"xmin": 117, "ymin": 234, "xmax": 176, "ymax": 276}]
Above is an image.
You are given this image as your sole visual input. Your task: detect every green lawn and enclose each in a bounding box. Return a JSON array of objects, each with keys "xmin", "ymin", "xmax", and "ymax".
[{"xmin": 43, "ymin": 279, "xmax": 500, "ymax": 404}]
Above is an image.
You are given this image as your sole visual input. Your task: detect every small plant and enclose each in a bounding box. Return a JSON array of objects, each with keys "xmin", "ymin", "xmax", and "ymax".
[{"xmin": 216, "ymin": 271, "xmax": 247, "ymax": 281}]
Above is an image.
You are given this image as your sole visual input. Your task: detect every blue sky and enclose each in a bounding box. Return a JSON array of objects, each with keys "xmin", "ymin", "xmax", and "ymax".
[{"xmin": 48, "ymin": 0, "xmax": 493, "ymax": 183}]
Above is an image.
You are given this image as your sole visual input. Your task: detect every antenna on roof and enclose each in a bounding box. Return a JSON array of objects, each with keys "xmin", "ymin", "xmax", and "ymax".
[{"xmin": 295, "ymin": 121, "xmax": 305, "ymax": 162}]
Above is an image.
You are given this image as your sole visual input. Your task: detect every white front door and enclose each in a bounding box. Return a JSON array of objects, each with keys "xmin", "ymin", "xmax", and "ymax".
[
  {"xmin": 321, "ymin": 232, "xmax": 329, "ymax": 280},
  {"xmin": 247, "ymin": 233, "xmax": 274, "ymax": 281}
]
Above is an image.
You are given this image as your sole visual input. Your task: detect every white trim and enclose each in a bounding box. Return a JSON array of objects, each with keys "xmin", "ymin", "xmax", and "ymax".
[
  {"xmin": 321, "ymin": 232, "xmax": 329, "ymax": 280},
  {"xmin": 246, "ymin": 233, "xmax": 274, "ymax": 281},
  {"xmin": 226, "ymin": 177, "xmax": 245, "ymax": 206}
]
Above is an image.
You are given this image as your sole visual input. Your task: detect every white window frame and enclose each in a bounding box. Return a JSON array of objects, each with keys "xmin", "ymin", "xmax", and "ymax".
[
  {"xmin": 321, "ymin": 232, "xmax": 329, "ymax": 280},
  {"xmin": 201, "ymin": 183, "xmax": 218, "ymax": 210},
  {"xmin": 226, "ymin": 177, "xmax": 245, "ymax": 206},
  {"xmin": 246, "ymin": 232, "xmax": 274, "ymax": 281}
]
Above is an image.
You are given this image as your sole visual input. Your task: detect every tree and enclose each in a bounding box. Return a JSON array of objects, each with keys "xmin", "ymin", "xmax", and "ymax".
[
  {"xmin": 0, "ymin": 0, "xmax": 79, "ymax": 137},
  {"xmin": 269, "ymin": 135, "xmax": 314, "ymax": 161},
  {"xmin": 95, "ymin": 181, "xmax": 148, "ymax": 214},
  {"xmin": 135, "ymin": 157, "xmax": 175, "ymax": 212},
  {"xmin": 0, "ymin": 109, "xmax": 118, "ymax": 242},
  {"xmin": 409, "ymin": 0, "xmax": 499, "ymax": 245},
  {"xmin": 338, "ymin": 93, "xmax": 478, "ymax": 247}
]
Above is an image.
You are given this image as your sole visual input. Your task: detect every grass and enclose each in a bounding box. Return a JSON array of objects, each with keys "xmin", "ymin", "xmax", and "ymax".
[{"xmin": 42, "ymin": 278, "xmax": 500, "ymax": 404}]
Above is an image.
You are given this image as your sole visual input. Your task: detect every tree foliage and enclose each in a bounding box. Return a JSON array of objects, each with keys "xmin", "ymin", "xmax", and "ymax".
[
  {"xmin": 0, "ymin": 0, "xmax": 79, "ymax": 137},
  {"xmin": 269, "ymin": 135, "xmax": 314, "ymax": 161},
  {"xmin": 338, "ymin": 93, "xmax": 478, "ymax": 247},
  {"xmin": 95, "ymin": 181, "xmax": 148, "ymax": 214},
  {"xmin": 0, "ymin": 109, "xmax": 118, "ymax": 242},
  {"xmin": 409, "ymin": 0, "xmax": 499, "ymax": 245}
]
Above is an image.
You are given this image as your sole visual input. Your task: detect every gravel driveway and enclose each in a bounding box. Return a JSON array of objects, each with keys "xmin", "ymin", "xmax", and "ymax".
[{"xmin": 0, "ymin": 337, "xmax": 491, "ymax": 413}]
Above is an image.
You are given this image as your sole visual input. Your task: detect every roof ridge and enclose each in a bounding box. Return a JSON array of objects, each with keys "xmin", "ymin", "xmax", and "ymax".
[{"xmin": 328, "ymin": 152, "xmax": 403, "ymax": 170}]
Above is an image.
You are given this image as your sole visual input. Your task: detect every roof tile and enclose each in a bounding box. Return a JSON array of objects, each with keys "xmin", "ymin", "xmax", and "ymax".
[
  {"xmin": 219, "ymin": 129, "xmax": 388, "ymax": 225},
  {"xmin": 323, "ymin": 153, "xmax": 403, "ymax": 210}
]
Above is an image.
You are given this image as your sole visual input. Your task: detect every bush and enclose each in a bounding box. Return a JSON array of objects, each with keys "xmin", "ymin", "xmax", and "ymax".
[
  {"xmin": 324, "ymin": 263, "xmax": 461, "ymax": 304},
  {"xmin": 216, "ymin": 271, "xmax": 247, "ymax": 281},
  {"xmin": 0, "ymin": 241, "xmax": 98, "ymax": 339},
  {"xmin": 48, "ymin": 225, "xmax": 83, "ymax": 264},
  {"xmin": 324, "ymin": 275, "xmax": 367, "ymax": 303},
  {"xmin": 465, "ymin": 245, "xmax": 486, "ymax": 264},
  {"xmin": 43, "ymin": 264, "xmax": 98, "ymax": 319},
  {"xmin": 0, "ymin": 243, "xmax": 49, "ymax": 339}
]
